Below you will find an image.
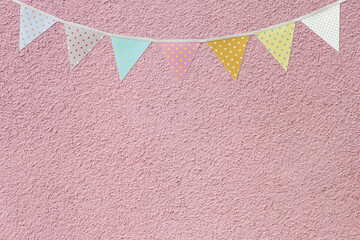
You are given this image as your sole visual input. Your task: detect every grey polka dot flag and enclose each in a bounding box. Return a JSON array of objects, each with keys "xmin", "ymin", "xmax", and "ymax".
[
  {"xmin": 302, "ymin": 5, "xmax": 340, "ymax": 51},
  {"xmin": 64, "ymin": 24, "xmax": 104, "ymax": 69}
]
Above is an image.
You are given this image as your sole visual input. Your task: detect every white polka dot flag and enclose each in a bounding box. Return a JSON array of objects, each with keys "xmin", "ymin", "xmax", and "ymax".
[
  {"xmin": 19, "ymin": 6, "xmax": 57, "ymax": 50},
  {"xmin": 161, "ymin": 42, "xmax": 201, "ymax": 83},
  {"xmin": 302, "ymin": 5, "xmax": 340, "ymax": 51},
  {"xmin": 111, "ymin": 37, "xmax": 151, "ymax": 81},
  {"xmin": 64, "ymin": 24, "xmax": 104, "ymax": 69}
]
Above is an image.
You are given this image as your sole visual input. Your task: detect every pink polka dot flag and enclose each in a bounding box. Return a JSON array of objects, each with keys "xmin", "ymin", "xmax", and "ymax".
[
  {"xmin": 64, "ymin": 24, "xmax": 104, "ymax": 69},
  {"xmin": 161, "ymin": 42, "xmax": 201, "ymax": 83},
  {"xmin": 19, "ymin": 6, "xmax": 57, "ymax": 51}
]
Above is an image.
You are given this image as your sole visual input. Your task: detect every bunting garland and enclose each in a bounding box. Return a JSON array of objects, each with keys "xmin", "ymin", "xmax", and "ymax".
[{"xmin": 12, "ymin": 0, "xmax": 346, "ymax": 83}]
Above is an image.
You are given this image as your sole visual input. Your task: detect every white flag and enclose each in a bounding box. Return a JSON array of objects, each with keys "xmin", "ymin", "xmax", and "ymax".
[
  {"xmin": 19, "ymin": 6, "xmax": 57, "ymax": 50},
  {"xmin": 302, "ymin": 5, "xmax": 340, "ymax": 51}
]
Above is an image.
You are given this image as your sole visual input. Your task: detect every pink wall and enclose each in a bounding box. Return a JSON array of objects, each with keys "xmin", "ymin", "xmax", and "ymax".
[{"xmin": 1, "ymin": 0, "xmax": 359, "ymax": 239}]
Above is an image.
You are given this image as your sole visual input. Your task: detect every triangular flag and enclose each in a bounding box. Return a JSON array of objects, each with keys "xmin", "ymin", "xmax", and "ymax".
[
  {"xmin": 207, "ymin": 36, "xmax": 249, "ymax": 80},
  {"xmin": 64, "ymin": 24, "xmax": 104, "ymax": 69},
  {"xmin": 161, "ymin": 42, "xmax": 201, "ymax": 83},
  {"xmin": 19, "ymin": 6, "xmax": 57, "ymax": 50},
  {"xmin": 111, "ymin": 37, "xmax": 151, "ymax": 81},
  {"xmin": 256, "ymin": 23, "xmax": 295, "ymax": 71},
  {"xmin": 302, "ymin": 5, "xmax": 340, "ymax": 51}
]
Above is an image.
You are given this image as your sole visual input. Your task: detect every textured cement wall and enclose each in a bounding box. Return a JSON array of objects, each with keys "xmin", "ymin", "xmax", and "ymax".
[{"xmin": 0, "ymin": 0, "xmax": 359, "ymax": 239}]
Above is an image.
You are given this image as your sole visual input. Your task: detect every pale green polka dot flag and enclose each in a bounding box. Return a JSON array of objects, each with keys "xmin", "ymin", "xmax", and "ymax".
[
  {"xmin": 256, "ymin": 23, "xmax": 295, "ymax": 71},
  {"xmin": 111, "ymin": 37, "xmax": 151, "ymax": 81},
  {"xmin": 302, "ymin": 5, "xmax": 340, "ymax": 51}
]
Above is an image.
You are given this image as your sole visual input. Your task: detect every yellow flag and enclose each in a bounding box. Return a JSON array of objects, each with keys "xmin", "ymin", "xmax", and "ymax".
[
  {"xmin": 208, "ymin": 36, "xmax": 249, "ymax": 80},
  {"xmin": 256, "ymin": 23, "xmax": 295, "ymax": 71}
]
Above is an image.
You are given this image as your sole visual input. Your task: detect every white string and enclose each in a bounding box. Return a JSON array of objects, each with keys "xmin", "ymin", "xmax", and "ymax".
[{"xmin": 11, "ymin": 0, "xmax": 346, "ymax": 43}]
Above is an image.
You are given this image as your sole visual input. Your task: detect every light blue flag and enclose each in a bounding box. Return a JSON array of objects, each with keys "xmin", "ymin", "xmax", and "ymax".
[
  {"xmin": 111, "ymin": 37, "xmax": 151, "ymax": 81},
  {"xmin": 19, "ymin": 6, "xmax": 57, "ymax": 50}
]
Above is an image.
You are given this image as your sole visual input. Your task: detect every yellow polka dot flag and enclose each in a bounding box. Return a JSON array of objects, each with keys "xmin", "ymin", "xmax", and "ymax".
[
  {"xmin": 111, "ymin": 37, "xmax": 151, "ymax": 81},
  {"xmin": 19, "ymin": 6, "xmax": 57, "ymax": 50},
  {"xmin": 208, "ymin": 36, "xmax": 249, "ymax": 80},
  {"xmin": 256, "ymin": 23, "xmax": 295, "ymax": 71}
]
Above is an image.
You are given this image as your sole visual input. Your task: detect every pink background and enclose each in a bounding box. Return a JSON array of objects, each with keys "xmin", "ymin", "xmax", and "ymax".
[{"xmin": 1, "ymin": 0, "xmax": 359, "ymax": 239}]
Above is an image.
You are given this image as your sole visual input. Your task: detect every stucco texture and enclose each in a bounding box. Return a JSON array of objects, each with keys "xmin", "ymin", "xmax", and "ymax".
[{"xmin": 0, "ymin": 0, "xmax": 359, "ymax": 239}]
